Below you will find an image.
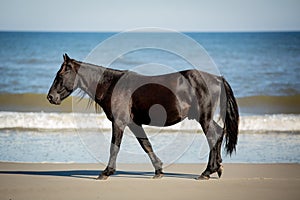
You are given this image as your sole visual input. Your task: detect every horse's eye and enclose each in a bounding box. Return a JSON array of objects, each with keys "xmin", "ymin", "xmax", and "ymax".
[{"xmin": 66, "ymin": 64, "xmax": 72, "ymax": 70}]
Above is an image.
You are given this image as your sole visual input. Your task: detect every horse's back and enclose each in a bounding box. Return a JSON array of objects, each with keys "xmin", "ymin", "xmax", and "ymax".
[{"xmin": 129, "ymin": 69, "xmax": 216, "ymax": 126}]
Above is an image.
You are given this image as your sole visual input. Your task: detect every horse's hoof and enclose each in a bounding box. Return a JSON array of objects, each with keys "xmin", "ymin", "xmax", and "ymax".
[
  {"xmin": 196, "ymin": 174, "xmax": 210, "ymax": 180},
  {"xmin": 217, "ymin": 165, "xmax": 224, "ymax": 178},
  {"xmin": 152, "ymin": 173, "xmax": 164, "ymax": 179},
  {"xmin": 96, "ymin": 174, "xmax": 109, "ymax": 180}
]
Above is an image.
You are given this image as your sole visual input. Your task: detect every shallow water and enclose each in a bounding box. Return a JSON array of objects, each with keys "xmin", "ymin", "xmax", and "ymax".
[
  {"xmin": 0, "ymin": 111, "xmax": 299, "ymax": 163},
  {"xmin": 0, "ymin": 129, "xmax": 299, "ymax": 164}
]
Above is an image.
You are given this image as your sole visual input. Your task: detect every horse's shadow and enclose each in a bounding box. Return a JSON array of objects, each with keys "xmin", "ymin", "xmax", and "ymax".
[{"xmin": 0, "ymin": 169, "xmax": 200, "ymax": 180}]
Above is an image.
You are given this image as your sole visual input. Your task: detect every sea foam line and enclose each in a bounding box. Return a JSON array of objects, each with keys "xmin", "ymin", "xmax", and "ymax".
[{"xmin": 0, "ymin": 112, "xmax": 299, "ymax": 132}]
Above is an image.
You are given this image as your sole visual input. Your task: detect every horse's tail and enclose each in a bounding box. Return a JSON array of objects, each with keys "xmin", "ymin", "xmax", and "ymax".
[{"xmin": 221, "ymin": 77, "xmax": 239, "ymax": 155}]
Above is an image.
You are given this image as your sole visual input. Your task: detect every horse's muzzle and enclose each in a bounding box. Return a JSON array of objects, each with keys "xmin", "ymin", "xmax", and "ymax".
[{"xmin": 47, "ymin": 93, "xmax": 61, "ymax": 105}]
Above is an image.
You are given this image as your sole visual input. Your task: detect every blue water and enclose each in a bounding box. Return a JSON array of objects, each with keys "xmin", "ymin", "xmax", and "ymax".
[
  {"xmin": 0, "ymin": 31, "xmax": 300, "ymax": 164},
  {"xmin": 0, "ymin": 31, "xmax": 299, "ymax": 97}
]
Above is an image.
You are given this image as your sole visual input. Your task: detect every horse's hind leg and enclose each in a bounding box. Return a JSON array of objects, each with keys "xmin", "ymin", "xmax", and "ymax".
[
  {"xmin": 198, "ymin": 120, "xmax": 224, "ymax": 180},
  {"xmin": 128, "ymin": 124, "xmax": 164, "ymax": 179}
]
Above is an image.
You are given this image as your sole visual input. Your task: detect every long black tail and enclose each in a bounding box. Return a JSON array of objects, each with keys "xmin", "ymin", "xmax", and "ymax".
[{"xmin": 221, "ymin": 77, "xmax": 239, "ymax": 155}]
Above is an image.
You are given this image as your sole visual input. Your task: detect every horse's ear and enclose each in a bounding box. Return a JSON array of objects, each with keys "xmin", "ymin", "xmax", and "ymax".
[{"xmin": 63, "ymin": 53, "xmax": 70, "ymax": 61}]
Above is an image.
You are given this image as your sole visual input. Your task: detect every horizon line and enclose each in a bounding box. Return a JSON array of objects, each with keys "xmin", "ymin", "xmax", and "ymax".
[{"xmin": 1, "ymin": 29, "xmax": 300, "ymax": 33}]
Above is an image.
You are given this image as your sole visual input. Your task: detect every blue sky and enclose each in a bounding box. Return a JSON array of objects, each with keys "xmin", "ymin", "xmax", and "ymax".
[{"xmin": 0, "ymin": 0, "xmax": 299, "ymax": 32}]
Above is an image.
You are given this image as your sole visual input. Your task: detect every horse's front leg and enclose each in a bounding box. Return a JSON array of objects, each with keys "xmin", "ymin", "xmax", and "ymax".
[{"xmin": 97, "ymin": 122, "xmax": 124, "ymax": 180}]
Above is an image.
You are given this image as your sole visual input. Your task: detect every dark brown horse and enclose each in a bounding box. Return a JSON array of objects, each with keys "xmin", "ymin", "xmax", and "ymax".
[{"xmin": 47, "ymin": 54, "xmax": 239, "ymax": 180}]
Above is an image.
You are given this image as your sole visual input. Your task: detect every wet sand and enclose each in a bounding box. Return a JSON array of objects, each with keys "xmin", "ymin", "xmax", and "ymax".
[{"xmin": 0, "ymin": 162, "xmax": 299, "ymax": 200}]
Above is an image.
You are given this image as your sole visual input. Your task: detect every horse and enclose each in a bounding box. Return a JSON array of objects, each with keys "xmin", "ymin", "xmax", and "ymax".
[{"xmin": 47, "ymin": 54, "xmax": 239, "ymax": 180}]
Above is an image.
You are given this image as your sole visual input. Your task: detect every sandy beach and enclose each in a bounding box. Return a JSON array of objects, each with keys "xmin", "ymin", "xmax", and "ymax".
[{"xmin": 0, "ymin": 162, "xmax": 299, "ymax": 200}]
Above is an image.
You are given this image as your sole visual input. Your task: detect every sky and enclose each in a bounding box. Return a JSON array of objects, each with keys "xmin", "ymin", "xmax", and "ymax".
[{"xmin": 0, "ymin": 0, "xmax": 299, "ymax": 32}]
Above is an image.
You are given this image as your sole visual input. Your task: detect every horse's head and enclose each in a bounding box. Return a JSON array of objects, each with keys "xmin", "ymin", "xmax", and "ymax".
[{"xmin": 47, "ymin": 54, "xmax": 79, "ymax": 105}]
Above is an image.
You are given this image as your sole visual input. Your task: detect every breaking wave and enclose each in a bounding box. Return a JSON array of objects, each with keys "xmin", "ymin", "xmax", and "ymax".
[{"xmin": 0, "ymin": 112, "xmax": 299, "ymax": 133}]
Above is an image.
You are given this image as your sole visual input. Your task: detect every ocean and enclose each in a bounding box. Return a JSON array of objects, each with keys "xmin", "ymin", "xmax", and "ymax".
[{"xmin": 0, "ymin": 31, "xmax": 299, "ymax": 164}]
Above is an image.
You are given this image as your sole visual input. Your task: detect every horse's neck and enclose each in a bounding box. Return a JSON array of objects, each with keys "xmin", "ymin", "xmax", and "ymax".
[
  {"xmin": 76, "ymin": 62, "xmax": 105, "ymax": 100},
  {"xmin": 95, "ymin": 69, "xmax": 124, "ymax": 103},
  {"xmin": 76, "ymin": 61, "xmax": 124, "ymax": 102}
]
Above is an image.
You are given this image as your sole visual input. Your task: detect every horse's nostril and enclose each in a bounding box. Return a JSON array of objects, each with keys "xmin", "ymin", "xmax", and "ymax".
[{"xmin": 47, "ymin": 94, "xmax": 54, "ymax": 102}]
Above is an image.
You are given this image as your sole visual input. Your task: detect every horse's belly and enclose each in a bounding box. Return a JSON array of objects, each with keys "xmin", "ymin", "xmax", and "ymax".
[{"xmin": 131, "ymin": 83, "xmax": 190, "ymax": 126}]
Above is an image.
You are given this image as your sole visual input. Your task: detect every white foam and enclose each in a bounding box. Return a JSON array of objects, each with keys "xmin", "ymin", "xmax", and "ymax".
[
  {"xmin": 0, "ymin": 112, "xmax": 299, "ymax": 132},
  {"xmin": 0, "ymin": 112, "xmax": 110, "ymax": 131},
  {"xmin": 239, "ymin": 114, "xmax": 300, "ymax": 132}
]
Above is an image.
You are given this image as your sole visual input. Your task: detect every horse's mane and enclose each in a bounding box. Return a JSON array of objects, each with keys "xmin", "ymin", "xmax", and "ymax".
[{"xmin": 72, "ymin": 59, "xmax": 105, "ymax": 113}]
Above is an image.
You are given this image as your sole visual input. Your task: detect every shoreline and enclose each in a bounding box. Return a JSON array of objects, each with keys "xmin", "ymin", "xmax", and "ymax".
[{"xmin": 0, "ymin": 162, "xmax": 299, "ymax": 200}]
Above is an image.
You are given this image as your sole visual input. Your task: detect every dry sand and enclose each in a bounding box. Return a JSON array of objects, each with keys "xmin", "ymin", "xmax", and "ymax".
[{"xmin": 0, "ymin": 162, "xmax": 299, "ymax": 200}]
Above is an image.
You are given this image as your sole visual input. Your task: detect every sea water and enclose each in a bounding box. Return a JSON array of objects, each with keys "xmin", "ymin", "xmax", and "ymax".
[
  {"xmin": 0, "ymin": 112, "xmax": 299, "ymax": 163},
  {"xmin": 0, "ymin": 31, "xmax": 299, "ymax": 163}
]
